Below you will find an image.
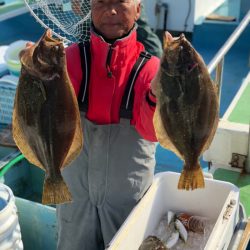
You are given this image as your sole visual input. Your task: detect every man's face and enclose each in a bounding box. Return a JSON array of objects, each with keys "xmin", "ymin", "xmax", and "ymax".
[{"xmin": 91, "ymin": 0, "xmax": 141, "ymax": 40}]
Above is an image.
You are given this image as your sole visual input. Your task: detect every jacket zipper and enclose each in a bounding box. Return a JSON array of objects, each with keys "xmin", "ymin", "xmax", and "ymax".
[{"xmin": 106, "ymin": 45, "xmax": 114, "ymax": 78}]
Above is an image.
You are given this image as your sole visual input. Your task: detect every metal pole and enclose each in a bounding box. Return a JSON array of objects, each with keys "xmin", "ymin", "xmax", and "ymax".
[
  {"xmin": 215, "ymin": 58, "xmax": 224, "ymax": 105},
  {"xmin": 208, "ymin": 10, "xmax": 250, "ymax": 74}
]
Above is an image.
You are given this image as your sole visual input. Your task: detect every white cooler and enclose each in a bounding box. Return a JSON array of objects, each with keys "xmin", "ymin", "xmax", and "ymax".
[{"xmin": 108, "ymin": 172, "xmax": 239, "ymax": 250}]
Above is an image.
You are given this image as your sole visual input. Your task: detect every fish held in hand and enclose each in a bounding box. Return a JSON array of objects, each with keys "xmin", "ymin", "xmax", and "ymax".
[
  {"xmin": 12, "ymin": 29, "xmax": 83, "ymax": 204},
  {"xmin": 153, "ymin": 34, "xmax": 219, "ymax": 190}
]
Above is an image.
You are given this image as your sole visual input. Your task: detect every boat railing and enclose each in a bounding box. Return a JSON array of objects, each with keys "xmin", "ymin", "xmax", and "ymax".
[
  {"xmin": 207, "ymin": 10, "xmax": 250, "ymax": 171},
  {"xmin": 207, "ymin": 10, "xmax": 250, "ymax": 104}
]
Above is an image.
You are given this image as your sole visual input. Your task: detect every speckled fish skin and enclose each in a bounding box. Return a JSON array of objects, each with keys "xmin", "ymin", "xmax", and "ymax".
[
  {"xmin": 12, "ymin": 30, "xmax": 83, "ymax": 204},
  {"xmin": 153, "ymin": 34, "xmax": 218, "ymax": 190},
  {"xmin": 138, "ymin": 236, "xmax": 167, "ymax": 250}
]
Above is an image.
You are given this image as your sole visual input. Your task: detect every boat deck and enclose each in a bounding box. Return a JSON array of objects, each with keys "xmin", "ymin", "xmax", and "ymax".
[
  {"xmin": 212, "ymin": 72, "xmax": 250, "ymax": 216},
  {"xmin": 2, "ymin": 11, "xmax": 248, "ymax": 175},
  {"xmin": 0, "ymin": 2, "xmax": 250, "ymax": 249},
  {"xmin": 224, "ymin": 75, "xmax": 250, "ymax": 125},
  {"xmin": 1, "ymin": 1, "xmax": 249, "ymax": 184},
  {"xmin": 214, "ymin": 168, "xmax": 250, "ymax": 217}
]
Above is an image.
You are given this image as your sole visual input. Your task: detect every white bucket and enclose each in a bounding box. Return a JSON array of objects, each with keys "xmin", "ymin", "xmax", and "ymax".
[
  {"xmin": 4, "ymin": 40, "xmax": 29, "ymax": 77},
  {"xmin": 0, "ymin": 184, "xmax": 23, "ymax": 250}
]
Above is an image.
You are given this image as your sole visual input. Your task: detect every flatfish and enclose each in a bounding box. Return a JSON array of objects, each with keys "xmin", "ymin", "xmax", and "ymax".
[
  {"xmin": 153, "ymin": 34, "xmax": 219, "ymax": 190},
  {"xmin": 12, "ymin": 29, "xmax": 83, "ymax": 204},
  {"xmin": 138, "ymin": 236, "xmax": 167, "ymax": 250}
]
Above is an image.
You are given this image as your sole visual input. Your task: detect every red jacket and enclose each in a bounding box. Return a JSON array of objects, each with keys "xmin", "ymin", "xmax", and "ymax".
[{"xmin": 66, "ymin": 29, "xmax": 160, "ymax": 141}]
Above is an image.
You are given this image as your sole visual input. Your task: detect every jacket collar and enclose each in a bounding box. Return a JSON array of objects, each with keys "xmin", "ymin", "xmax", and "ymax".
[{"xmin": 90, "ymin": 24, "xmax": 138, "ymax": 50}]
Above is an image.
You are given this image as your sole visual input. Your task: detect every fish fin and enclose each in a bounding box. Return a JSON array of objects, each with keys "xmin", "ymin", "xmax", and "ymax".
[
  {"xmin": 62, "ymin": 117, "xmax": 82, "ymax": 168},
  {"xmin": 178, "ymin": 164, "xmax": 205, "ymax": 190},
  {"xmin": 12, "ymin": 96, "xmax": 44, "ymax": 170},
  {"xmin": 202, "ymin": 114, "xmax": 219, "ymax": 153},
  {"xmin": 42, "ymin": 176, "xmax": 72, "ymax": 204},
  {"xmin": 202, "ymin": 93, "xmax": 219, "ymax": 153},
  {"xmin": 61, "ymin": 78, "xmax": 83, "ymax": 169},
  {"xmin": 153, "ymin": 105, "xmax": 182, "ymax": 159},
  {"xmin": 213, "ymin": 82, "xmax": 220, "ymax": 98}
]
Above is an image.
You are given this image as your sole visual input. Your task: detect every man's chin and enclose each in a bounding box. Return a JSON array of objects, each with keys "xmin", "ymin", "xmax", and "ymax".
[
  {"xmin": 101, "ymin": 31, "xmax": 124, "ymax": 40},
  {"xmin": 93, "ymin": 25, "xmax": 128, "ymax": 40}
]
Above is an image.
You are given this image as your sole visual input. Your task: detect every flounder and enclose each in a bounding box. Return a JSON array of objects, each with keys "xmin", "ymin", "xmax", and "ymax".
[
  {"xmin": 138, "ymin": 236, "xmax": 167, "ymax": 250},
  {"xmin": 12, "ymin": 29, "xmax": 83, "ymax": 204},
  {"xmin": 153, "ymin": 34, "xmax": 219, "ymax": 190}
]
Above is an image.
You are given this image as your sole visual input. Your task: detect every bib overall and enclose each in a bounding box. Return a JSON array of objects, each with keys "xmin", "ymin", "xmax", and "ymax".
[{"xmin": 57, "ymin": 116, "xmax": 156, "ymax": 250}]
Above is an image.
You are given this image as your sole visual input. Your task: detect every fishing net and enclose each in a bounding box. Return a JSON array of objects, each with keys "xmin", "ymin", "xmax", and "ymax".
[{"xmin": 23, "ymin": 0, "xmax": 91, "ymax": 44}]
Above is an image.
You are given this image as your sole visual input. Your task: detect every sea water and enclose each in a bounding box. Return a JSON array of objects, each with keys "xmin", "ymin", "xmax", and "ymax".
[{"xmin": 153, "ymin": 213, "xmax": 215, "ymax": 250}]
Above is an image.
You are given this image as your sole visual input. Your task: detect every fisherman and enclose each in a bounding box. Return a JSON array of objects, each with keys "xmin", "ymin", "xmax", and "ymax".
[
  {"xmin": 72, "ymin": 0, "xmax": 163, "ymax": 58},
  {"xmin": 56, "ymin": 0, "xmax": 171, "ymax": 249}
]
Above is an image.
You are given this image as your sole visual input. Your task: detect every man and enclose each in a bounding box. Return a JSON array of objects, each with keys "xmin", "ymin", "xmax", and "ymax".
[
  {"xmin": 57, "ymin": 0, "xmax": 165, "ymax": 249},
  {"xmin": 72, "ymin": 0, "xmax": 163, "ymax": 57}
]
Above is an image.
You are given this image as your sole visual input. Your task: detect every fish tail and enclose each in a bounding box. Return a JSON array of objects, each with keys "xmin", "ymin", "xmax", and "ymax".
[
  {"xmin": 42, "ymin": 176, "xmax": 72, "ymax": 205},
  {"xmin": 178, "ymin": 164, "xmax": 205, "ymax": 190}
]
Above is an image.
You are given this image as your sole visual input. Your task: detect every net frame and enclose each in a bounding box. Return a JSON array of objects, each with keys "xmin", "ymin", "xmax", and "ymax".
[{"xmin": 23, "ymin": 0, "xmax": 91, "ymax": 44}]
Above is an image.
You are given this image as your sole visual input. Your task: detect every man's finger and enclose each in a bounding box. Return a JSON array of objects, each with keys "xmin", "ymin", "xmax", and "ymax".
[
  {"xmin": 165, "ymin": 31, "xmax": 173, "ymax": 42},
  {"xmin": 26, "ymin": 42, "xmax": 34, "ymax": 48},
  {"xmin": 19, "ymin": 42, "xmax": 33, "ymax": 59},
  {"xmin": 163, "ymin": 31, "xmax": 173, "ymax": 49}
]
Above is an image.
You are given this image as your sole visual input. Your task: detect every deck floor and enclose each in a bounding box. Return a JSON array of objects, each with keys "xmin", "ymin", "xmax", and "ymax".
[
  {"xmin": 228, "ymin": 80, "xmax": 250, "ymax": 124},
  {"xmin": 213, "ymin": 168, "xmax": 250, "ymax": 217}
]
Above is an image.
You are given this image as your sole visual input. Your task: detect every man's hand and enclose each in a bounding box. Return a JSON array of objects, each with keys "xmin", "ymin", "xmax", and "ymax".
[
  {"xmin": 150, "ymin": 31, "xmax": 173, "ymax": 96},
  {"xmin": 19, "ymin": 42, "xmax": 34, "ymax": 59}
]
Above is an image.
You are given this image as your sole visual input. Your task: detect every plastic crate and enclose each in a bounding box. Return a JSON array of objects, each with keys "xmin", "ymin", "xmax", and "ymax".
[{"xmin": 0, "ymin": 75, "xmax": 18, "ymax": 124}]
